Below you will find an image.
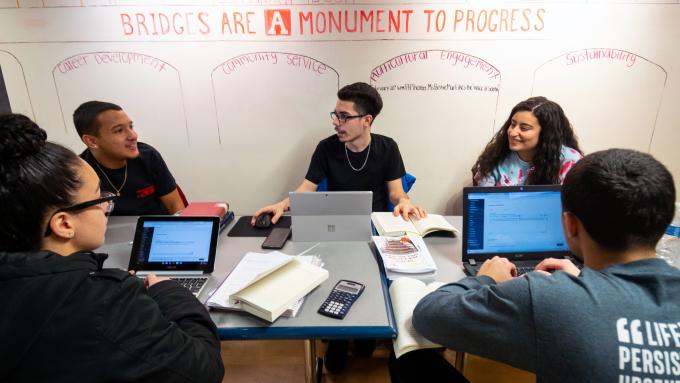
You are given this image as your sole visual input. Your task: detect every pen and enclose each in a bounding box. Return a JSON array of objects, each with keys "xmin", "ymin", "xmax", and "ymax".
[{"xmin": 296, "ymin": 242, "xmax": 321, "ymax": 257}]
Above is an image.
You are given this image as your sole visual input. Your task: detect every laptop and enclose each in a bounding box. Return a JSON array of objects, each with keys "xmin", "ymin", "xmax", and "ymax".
[
  {"xmin": 289, "ymin": 191, "xmax": 372, "ymax": 242},
  {"xmin": 462, "ymin": 185, "xmax": 582, "ymax": 276},
  {"xmin": 128, "ymin": 215, "xmax": 220, "ymax": 296}
]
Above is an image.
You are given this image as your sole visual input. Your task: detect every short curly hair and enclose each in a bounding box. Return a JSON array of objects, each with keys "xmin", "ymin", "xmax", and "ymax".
[
  {"xmin": 562, "ymin": 149, "xmax": 675, "ymax": 251},
  {"xmin": 337, "ymin": 82, "xmax": 383, "ymax": 124}
]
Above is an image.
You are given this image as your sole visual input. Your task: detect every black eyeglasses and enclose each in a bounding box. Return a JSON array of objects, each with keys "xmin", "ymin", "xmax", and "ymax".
[
  {"xmin": 330, "ymin": 111, "xmax": 367, "ymax": 124},
  {"xmin": 44, "ymin": 192, "xmax": 117, "ymax": 237}
]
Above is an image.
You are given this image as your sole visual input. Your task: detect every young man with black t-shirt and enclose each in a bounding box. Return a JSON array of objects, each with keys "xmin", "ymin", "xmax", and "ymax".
[
  {"xmin": 252, "ymin": 82, "xmax": 427, "ymax": 374},
  {"xmin": 74, "ymin": 101, "xmax": 185, "ymax": 216},
  {"xmin": 252, "ymin": 82, "xmax": 426, "ymax": 224}
]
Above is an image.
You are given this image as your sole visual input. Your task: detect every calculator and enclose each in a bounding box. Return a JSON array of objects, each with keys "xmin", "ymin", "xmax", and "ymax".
[{"xmin": 318, "ymin": 280, "xmax": 365, "ymax": 319}]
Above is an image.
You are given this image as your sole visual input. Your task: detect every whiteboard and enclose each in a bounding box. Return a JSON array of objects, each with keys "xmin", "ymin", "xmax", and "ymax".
[
  {"xmin": 532, "ymin": 48, "xmax": 666, "ymax": 154},
  {"xmin": 0, "ymin": 1, "xmax": 678, "ymax": 215}
]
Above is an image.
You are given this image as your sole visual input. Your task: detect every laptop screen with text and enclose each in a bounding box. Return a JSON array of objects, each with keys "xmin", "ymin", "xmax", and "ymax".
[
  {"xmin": 129, "ymin": 216, "xmax": 219, "ymax": 272},
  {"xmin": 463, "ymin": 186, "xmax": 569, "ymax": 261}
]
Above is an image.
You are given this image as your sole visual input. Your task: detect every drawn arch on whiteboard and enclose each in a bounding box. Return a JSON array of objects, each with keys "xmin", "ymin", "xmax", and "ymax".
[
  {"xmin": 531, "ymin": 48, "xmax": 667, "ymax": 154},
  {"xmin": 0, "ymin": 50, "xmax": 34, "ymax": 118},
  {"xmin": 210, "ymin": 51, "xmax": 340, "ymax": 204},
  {"xmin": 52, "ymin": 52, "xmax": 189, "ymax": 151},
  {"xmin": 369, "ymin": 49, "xmax": 502, "ymax": 214},
  {"xmin": 211, "ymin": 51, "xmax": 340, "ymax": 146}
]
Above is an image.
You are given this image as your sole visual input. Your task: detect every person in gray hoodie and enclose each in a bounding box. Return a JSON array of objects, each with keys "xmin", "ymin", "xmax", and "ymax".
[{"xmin": 408, "ymin": 149, "xmax": 680, "ymax": 383}]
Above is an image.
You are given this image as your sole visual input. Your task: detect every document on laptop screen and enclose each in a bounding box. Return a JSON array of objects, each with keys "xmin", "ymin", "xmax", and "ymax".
[
  {"xmin": 467, "ymin": 191, "xmax": 568, "ymax": 254},
  {"xmin": 138, "ymin": 221, "xmax": 213, "ymax": 265}
]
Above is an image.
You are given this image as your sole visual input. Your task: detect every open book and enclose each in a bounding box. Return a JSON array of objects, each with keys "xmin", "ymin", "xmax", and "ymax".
[
  {"xmin": 389, "ymin": 277, "xmax": 444, "ymax": 358},
  {"xmin": 207, "ymin": 252, "xmax": 328, "ymax": 322},
  {"xmin": 372, "ymin": 212, "xmax": 459, "ymax": 237},
  {"xmin": 372, "ymin": 235, "xmax": 436, "ymax": 274}
]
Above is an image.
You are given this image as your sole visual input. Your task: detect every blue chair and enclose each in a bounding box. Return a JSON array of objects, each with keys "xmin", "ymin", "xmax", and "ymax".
[{"xmin": 316, "ymin": 173, "xmax": 416, "ymax": 211}]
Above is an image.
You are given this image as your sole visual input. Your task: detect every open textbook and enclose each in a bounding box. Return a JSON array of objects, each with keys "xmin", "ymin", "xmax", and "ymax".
[
  {"xmin": 389, "ymin": 277, "xmax": 445, "ymax": 358},
  {"xmin": 207, "ymin": 252, "xmax": 328, "ymax": 322},
  {"xmin": 371, "ymin": 212, "xmax": 459, "ymax": 237},
  {"xmin": 372, "ymin": 235, "xmax": 436, "ymax": 274}
]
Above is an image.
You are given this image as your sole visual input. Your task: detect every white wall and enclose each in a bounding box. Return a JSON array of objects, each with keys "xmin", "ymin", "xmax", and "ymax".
[{"xmin": 1, "ymin": 0, "xmax": 679, "ymax": 215}]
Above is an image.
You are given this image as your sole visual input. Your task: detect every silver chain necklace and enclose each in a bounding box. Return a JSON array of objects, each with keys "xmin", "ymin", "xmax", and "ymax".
[
  {"xmin": 93, "ymin": 160, "xmax": 127, "ymax": 196},
  {"xmin": 344, "ymin": 142, "xmax": 371, "ymax": 172}
]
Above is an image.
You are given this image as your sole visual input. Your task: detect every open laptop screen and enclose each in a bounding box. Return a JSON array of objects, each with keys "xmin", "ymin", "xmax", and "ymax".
[
  {"xmin": 129, "ymin": 216, "xmax": 219, "ymax": 272},
  {"xmin": 463, "ymin": 186, "xmax": 568, "ymax": 258}
]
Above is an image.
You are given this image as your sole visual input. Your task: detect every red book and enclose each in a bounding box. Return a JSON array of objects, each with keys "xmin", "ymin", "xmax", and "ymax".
[{"xmin": 179, "ymin": 202, "xmax": 229, "ymax": 219}]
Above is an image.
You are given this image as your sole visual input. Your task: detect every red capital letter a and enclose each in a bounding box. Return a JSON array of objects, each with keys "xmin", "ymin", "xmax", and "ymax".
[{"xmin": 265, "ymin": 9, "xmax": 291, "ymax": 36}]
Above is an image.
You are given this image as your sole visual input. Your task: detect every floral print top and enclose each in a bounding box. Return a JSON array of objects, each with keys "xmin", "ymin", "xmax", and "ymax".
[{"xmin": 475, "ymin": 145, "xmax": 582, "ymax": 186}]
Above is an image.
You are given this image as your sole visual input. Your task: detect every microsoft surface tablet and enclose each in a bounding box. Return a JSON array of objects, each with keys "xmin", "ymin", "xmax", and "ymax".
[{"xmin": 290, "ymin": 191, "xmax": 372, "ymax": 242}]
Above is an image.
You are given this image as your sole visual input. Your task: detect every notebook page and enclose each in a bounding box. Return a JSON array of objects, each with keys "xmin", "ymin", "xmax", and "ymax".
[
  {"xmin": 390, "ymin": 277, "xmax": 444, "ymax": 358},
  {"xmin": 412, "ymin": 214, "xmax": 457, "ymax": 235},
  {"xmin": 206, "ymin": 251, "xmax": 292, "ymax": 309}
]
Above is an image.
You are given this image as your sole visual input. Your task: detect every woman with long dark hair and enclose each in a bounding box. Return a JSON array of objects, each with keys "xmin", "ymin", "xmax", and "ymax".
[
  {"xmin": 472, "ymin": 96, "xmax": 583, "ymax": 186},
  {"xmin": 0, "ymin": 114, "xmax": 224, "ymax": 382}
]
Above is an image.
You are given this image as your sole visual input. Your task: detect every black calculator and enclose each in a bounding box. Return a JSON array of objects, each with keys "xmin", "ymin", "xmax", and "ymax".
[{"xmin": 318, "ymin": 280, "xmax": 365, "ymax": 319}]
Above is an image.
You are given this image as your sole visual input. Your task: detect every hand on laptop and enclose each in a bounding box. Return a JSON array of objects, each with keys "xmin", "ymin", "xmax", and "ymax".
[
  {"xmin": 478, "ymin": 256, "xmax": 517, "ymax": 283},
  {"xmin": 534, "ymin": 258, "xmax": 581, "ymax": 277},
  {"xmin": 128, "ymin": 270, "xmax": 169, "ymax": 287},
  {"xmin": 393, "ymin": 199, "xmax": 427, "ymax": 221},
  {"xmin": 252, "ymin": 201, "xmax": 286, "ymax": 226},
  {"xmin": 145, "ymin": 273, "xmax": 170, "ymax": 288}
]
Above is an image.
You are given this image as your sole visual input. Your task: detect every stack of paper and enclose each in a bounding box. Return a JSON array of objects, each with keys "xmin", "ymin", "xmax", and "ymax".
[{"xmin": 179, "ymin": 202, "xmax": 234, "ymax": 233}]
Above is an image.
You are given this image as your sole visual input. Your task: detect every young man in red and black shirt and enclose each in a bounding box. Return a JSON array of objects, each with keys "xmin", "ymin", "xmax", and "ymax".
[{"xmin": 74, "ymin": 100, "xmax": 185, "ymax": 216}]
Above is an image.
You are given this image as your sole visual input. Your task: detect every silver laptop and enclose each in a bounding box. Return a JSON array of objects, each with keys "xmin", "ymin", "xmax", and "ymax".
[
  {"xmin": 128, "ymin": 215, "xmax": 220, "ymax": 296},
  {"xmin": 289, "ymin": 191, "xmax": 372, "ymax": 242},
  {"xmin": 462, "ymin": 185, "xmax": 582, "ymax": 276}
]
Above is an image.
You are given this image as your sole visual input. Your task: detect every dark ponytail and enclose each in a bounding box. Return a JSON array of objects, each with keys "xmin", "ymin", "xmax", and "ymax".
[{"xmin": 0, "ymin": 114, "xmax": 81, "ymax": 252}]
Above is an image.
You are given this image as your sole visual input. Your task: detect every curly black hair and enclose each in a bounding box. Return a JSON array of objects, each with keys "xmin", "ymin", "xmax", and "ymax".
[
  {"xmin": 0, "ymin": 113, "xmax": 81, "ymax": 252},
  {"xmin": 472, "ymin": 96, "xmax": 582, "ymax": 185}
]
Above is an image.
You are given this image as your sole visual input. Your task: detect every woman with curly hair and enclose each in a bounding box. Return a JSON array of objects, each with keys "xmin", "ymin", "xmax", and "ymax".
[{"xmin": 472, "ymin": 96, "xmax": 583, "ymax": 186}]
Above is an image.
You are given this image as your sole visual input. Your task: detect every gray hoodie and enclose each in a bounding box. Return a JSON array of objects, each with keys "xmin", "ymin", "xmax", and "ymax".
[{"xmin": 413, "ymin": 258, "xmax": 680, "ymax": 383}]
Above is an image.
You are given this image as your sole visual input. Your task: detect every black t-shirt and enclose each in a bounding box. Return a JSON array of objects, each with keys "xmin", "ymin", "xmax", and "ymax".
[
  {"xmin": 80, "ymin": 142, "xmax": 176, "ymax": 216},
  {"xmin": 305, "ymin": 133, "xmax": 406, "ymax": 212}
]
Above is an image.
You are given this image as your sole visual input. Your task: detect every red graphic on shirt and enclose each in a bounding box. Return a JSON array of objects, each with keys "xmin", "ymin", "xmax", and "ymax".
[
  {"xmin": 559, "ymin": 160, "xmax": 577, "ymax": 182},
  {"xmin": 264, "ymin": 9, "xmax": 291, "ymax": 36},
  {"xmin": 136, "ymin": 185, "xmax": 156, "ymax": 198}
]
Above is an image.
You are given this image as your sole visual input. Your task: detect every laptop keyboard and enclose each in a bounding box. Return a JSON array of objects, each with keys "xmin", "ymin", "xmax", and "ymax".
[
  {"xmin": 466, "ymin": 261, "xmax": 583, "ymax": 277},
  {"xmin": 515, "ymin": 266, "xmax": 534, "ymax": 276},
  {"xmin": 169, "ymin": 277, "xmax": 209, "ymax": 295},
  {"xmin": 466, "ymin": 265, "xmax": 541, "ymax": 276}
]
